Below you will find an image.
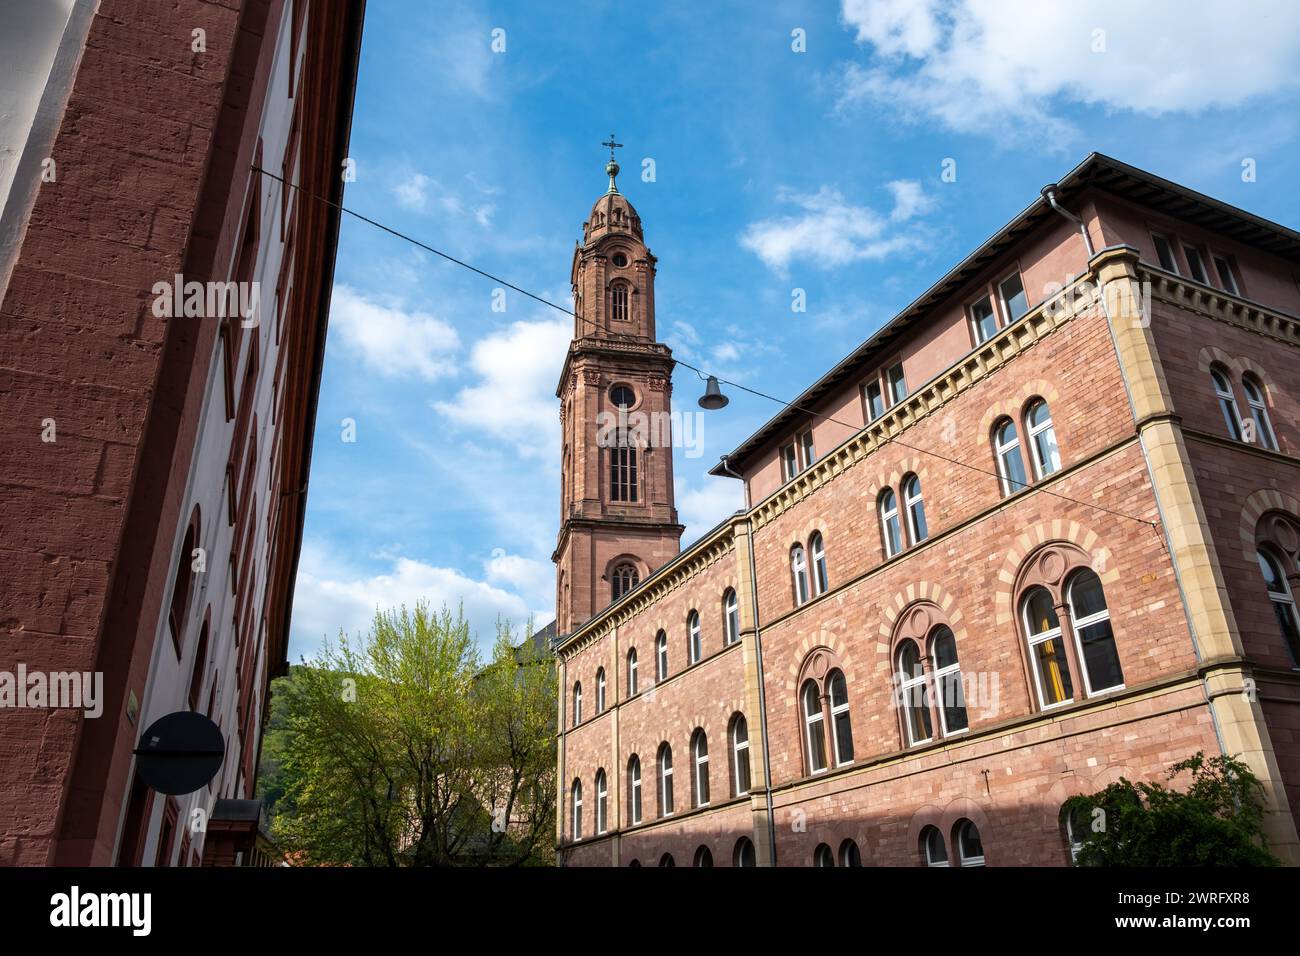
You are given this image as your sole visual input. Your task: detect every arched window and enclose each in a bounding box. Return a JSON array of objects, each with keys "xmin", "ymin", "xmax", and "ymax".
[
  {"xmin": 1065, "ymin": 804, "xmax": 1091, "ymax": 864},
  {"xmin": 166, "ymin": 506, "xmax": 202, "ymax": 655},
  {"xmin": 595, "ymin": 769, "xmax": 608, "ymax": 834},
  {"xmin": 611, "ymin": 282, "xmax": 629, "ymax": 322},
  {"xmin": 627, "ymin": 755, "xmax": 642, "ymax": 825},
  {"xmin": 1067, "ymin": 569, "xmax": 1124, "ymax": 695},
  {"xmin": 1242, "ymin": 375, "xmax": 1278, "ymax": 450},
  {"xmin": 730, "ymin": 714, "xmax": 751, "ymax": 796},
  {"xmin": 902, "ymin": 474, "xmax": 927, "ymax": 544},
  {"xmin": 723, "ymin": 588, "xmax": 740, "ymax": 646},
  {"xmin": 955, "ymin": 819, "xmax": 985, "ymax": 866},
  {"xmin": 658, "ymin": 853, "xmax": 675, "ymax": 868},
  {"xmin": 693, "ymin": 846, "xmax": 714, "ymax": 867},
  {"xmin": 610, "ymin": 384, "xmax": 635, "ymax": 410},
  {"xmin": 691, "ymin": 729, "xmax": 710, "ymax": 807},
  {"xmin": 810, "ymin": 532, "xmax": 829, "ymax": 595},
  {"xmin": 994, "ymin": 417, "xmax": 1028, "ymax": 496},
  {"xmin": 897, "ymin": 640, "xmax": 933, "ymax": 746},
  {"xmin": 611, "ymin": 562, "xmax": 639, "ymax": 601},
  {"xmin": 188, "ymin": 616, "xmax": 209, "ymax": 711},
  {"xmin": 791, "ymin": 544, "xmax": 810, "ymax": 605},
  {"xmin": 1025, "ymin": 399, "xmax": 1061, "ymax": 478},
  {"xmin": 839, "ymin": 839, "xmax": 862, "ymax": 867},
  {"xmin": 802, "ymin": 679, "xmax": 827, "ymax": 774},
  {"xmin": 595, "ymin": 668, "xmax": 606, "ymax": 713},
  {"xmin": 921, "ymin": 826, "xmax": 948, "ymax": 867},
  {"xmin": 657, "ymin": 743, "xmax": 674, "ymax": 817},
  {"xmin": 827, "ymin": 670, "xmax": 854, "ymax": 766},
  {"xmin": 930, "ymin": 626, "xmax": 968, "ymax": 736},
  {"xmin": 627, "ymin": 648, "xmax": 638, "ymax": 696},
  {"xmin": 628, "ymin": 859, "xmax": 641, "ymax": 867},
  {"xmin": 1211, "ymin": 365, "xmax": 1243, "ymax": 440},
  {"xmin": 571, "ymin": 779, "xmax": 582, "ymax": 841},
  {"xmin": 1022, "ymin": 587, "xmax": 1074, "ymax": 707},
  {"xmin": 609, "ymin": 434, "xmax": 638, "ymax": 502},
  {"xmin": 572, "ymin": 682, "xmax": 582, "ymax": 726},
  {"xmin": 734, "ymin": 837, "xmax": 756, "ymax": 867},
  {"xmin": 880, "ymin": 488, "xmax": 903, "ymax": 557},
  {"xmin": 1259, "ymin": 549, "xmax": 1300, "ymax": 664},
  {"xmin": 814, "ymin": 843, "xmax": 835, "ymax": 867},
  {"xmin": 655, "ymin": 630, "xmax": 668, "ymax": 681},
  {"xmin": 687, "ymin": 610, "xmax": 702, "ymax": 665}
]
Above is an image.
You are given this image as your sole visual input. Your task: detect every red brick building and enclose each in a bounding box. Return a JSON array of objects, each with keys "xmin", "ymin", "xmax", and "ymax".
[
  {"xmin": 553, "ymin": 154, "xmax": 1300, "ymax": 867},
  {"xmin": 0, "ymin": 0, "xmax": 363, "ymax": 865}
]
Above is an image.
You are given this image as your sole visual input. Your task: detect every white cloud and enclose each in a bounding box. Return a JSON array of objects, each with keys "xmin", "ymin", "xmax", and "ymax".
[
  {"xmin": 432, "ymin": 314, "xmax": 572, "ymax": 458},
  {"xmin": 677, "ymin": 476, "xmax": 744, "ymax": 547},
  {"xmin": 740, "ymin": 181, "xmax": 934, "ymax": 274},
  {"xmin": 329, "ymin": 284, "xmax": 460, "ymax": 380},
  {"xmin": 838, "ymin": 0, "xmax": 1300, "ymax": 141},
  {"xmin": 289, "ymin": 542, "xmax": 540, "ymax": 660},
  {"xmin": 484, "ymin": 548, "xmax": 554, "ymax": 608},
  {"xmin": 393, "ymin": 172, "xmax": 431, "ymax": 210}
]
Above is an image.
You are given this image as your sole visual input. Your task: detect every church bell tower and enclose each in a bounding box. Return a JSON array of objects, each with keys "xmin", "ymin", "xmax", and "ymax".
[{"xmin": 553, "ymin": 138, "xmax": 683, "ymax": 635}]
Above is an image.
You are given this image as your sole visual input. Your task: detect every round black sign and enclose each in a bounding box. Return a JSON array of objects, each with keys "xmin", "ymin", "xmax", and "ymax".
[{"xmin": 134, "ymin": 711, "xmax": 225, "ymax": 795}]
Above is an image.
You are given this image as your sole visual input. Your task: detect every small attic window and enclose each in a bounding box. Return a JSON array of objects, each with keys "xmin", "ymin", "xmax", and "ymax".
[{"xmin": 612, "ymin": 253, "xmax": 628, "ymax": 267}]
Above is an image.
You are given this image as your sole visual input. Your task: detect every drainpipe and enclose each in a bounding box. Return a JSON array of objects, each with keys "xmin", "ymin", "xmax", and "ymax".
[{"xmin": 1041, "ymin": 184, "xmax": 1095, "ymax": 258}]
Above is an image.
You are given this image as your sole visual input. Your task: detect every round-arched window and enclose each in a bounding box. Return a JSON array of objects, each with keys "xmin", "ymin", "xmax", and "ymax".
[
  {"xmin": 612, "ymin": 252, "xmax": 629, "ymax": 267},
  {"xmin": 610, "ymin": 385, "xmax": 635, "ymax": 409}
]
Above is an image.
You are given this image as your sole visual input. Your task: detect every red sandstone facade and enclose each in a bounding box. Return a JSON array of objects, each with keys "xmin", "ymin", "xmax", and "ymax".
[
  {"xmin": 0, "ymin": 0, "xmax": 363, "ymax": 865},
  {"xmin": 553, "ymin": 154, "xmax": 1300, "ymax": 866}
]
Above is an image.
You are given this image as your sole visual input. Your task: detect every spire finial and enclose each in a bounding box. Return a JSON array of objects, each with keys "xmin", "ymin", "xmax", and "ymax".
[{"xmin": 601, "ymin": 133, "xmax": 623, "ymax": 194}]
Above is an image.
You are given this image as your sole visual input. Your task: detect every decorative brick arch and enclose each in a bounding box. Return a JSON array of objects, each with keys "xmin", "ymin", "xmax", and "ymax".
[
  {"xmin": 881, "ymin": 588, "xmax": 968, "ymax": 747},
  {"xmin": 941, "ymin": 797, "xmax": 993, "ymax": 866},
  {"xmin": 1195, "ymin": 344, "xmax": 1238, "ymax": 375},
  {"xmin": 877, "ymin": 581, "xmax": 962, "ymax": 645},
  {"xmin": 993, "ymin": 520, "xmax": 1116, "ymax": 627},
  {"xmin": 786, "ymin": 636, "xmax": 854, "ymax": 695},
  {"xmin": 906, "ymin": 804, "xmax": 948, "ymax": 865},
  {"xmin": 1239, "ymin": 489, "xmax": 1300, "ymax": 563},
  {"xmin": 863, "ymin": 455, "xmax": 931, "ymax": 504},
  {"xmin": 976, "ymin": 378, "xmax": 1064, "ymax": 453}
]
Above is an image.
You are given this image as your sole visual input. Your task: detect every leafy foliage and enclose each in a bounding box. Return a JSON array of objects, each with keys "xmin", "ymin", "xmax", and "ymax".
[
  {"xmin": 1063, "ymin": 752, "xmax": 1280, "ymax": 867},
  {"xmin": 257, "ymin": 603, "xmax": 556, "ymax": 866}
]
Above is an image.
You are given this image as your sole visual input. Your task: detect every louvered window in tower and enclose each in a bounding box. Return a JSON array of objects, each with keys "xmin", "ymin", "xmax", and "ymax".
[
  {"xmin": 612, "ymin": 284, "xmax": 629, "ymax": 322},
  {"xmin": 610, "ymin": 433, "xmax": 638, "ymax": 502}
]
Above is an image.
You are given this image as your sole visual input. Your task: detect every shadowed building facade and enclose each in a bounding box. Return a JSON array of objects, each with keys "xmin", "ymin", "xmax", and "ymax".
[{"xmin": 552, "ymin": 153, "xmax": 1300, "ymax": 866}]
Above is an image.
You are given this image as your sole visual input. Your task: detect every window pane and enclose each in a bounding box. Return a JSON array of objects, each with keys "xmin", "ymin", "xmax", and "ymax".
[
  {"xmin": 829, "ymin": 671, "xmax": 848, "ymax": 707},
  {"xmin": 958, "ymin": 821, "xmax": 984, "ymax": 862},
  {"xmin": 866, "ymin": 382, "xmax": 885, "ymax": 420},
  {"xmin": 1184, "ymin": 247, "xmax": 1207, "ymax": 283},
  {"xmin": 899, "ymin": 641, "xmax": 924, "ymax": 679},
  {"xmin": 939, "ymin": 671, "xmax": 968, "ymax": 732},
  {"xmin": 1025, "ymin": 588, "xmax": 1059, "ymax": 634},
  {"xmin": 905, "ymin": 681, "xmax": 933, "ymax": 742},
  {"xmin": 1000, "ymin": 273, "xmax": 1028, "ymax": 322},
  {"xmin": 1152, "ymin": 234, "xmax": 1177, "ymax": 272},
  {"xmin": 1078, "ymin": 619, "xmax": 1124, "ymax": 692},
  {"xmin": 834, "ymin": 710, "xmax": 854, "ymax": 763},
  {"xmin": 1259, "ymin": 551, "xmax": 1285, "ymax": 593},
  {"xmin": 932, "ymin": 628, "xmax": 958, "ymax": 669},
  {"xmin": 971, "ymin": 296, "xmax": 997, "ymax": 342},
  {"xmin": 1070, "ymin": 569, "xmax": 1107, "ymax": 617},
  {"xmin": 924, "ymin": 828, "xmax": 947, "ymax": 864},
  {"xmin": 1033, "ymin": 637, "xmax": 1074, "ymax": 704},
  {"xmin": 888, "ymin": 364, "xmax": 907, "ymax": 403}
]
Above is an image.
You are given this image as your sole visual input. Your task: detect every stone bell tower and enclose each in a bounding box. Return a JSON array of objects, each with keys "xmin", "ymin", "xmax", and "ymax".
[{"xmin": 553, "ymin": 137, "xmax": 683, "ymax": 635}]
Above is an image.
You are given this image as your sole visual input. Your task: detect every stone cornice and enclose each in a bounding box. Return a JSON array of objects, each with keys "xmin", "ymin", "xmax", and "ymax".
[{"xmin": 1137, "ymin": 264, "xmax": 1300, "ymax": 349}]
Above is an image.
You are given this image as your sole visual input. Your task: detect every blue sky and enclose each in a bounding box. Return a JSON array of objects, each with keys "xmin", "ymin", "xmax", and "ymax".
[{"xmin": 288, "ymin": 0, "xmax": 1300, "ymax": 660}]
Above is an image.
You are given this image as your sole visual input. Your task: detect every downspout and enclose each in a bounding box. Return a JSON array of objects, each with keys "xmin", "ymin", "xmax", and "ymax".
[
  {"xmin": 720, "ymin": 456, "xmax": 776, "ymax": 864},
  {"xmin": 1041, "ymin": 184, "xmax": 1095, "ymax": 258}
]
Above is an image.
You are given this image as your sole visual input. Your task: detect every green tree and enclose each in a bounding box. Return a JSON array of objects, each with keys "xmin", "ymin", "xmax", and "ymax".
[
  {"xmin": 258, "ymin": 602, "xmax": 556, "ymax": 866},
  {"xmin": 1063, "ymin": 752, "xmax": 1280, "ymax": 866}
]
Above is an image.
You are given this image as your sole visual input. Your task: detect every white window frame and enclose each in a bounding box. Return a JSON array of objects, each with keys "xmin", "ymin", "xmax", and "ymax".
[
  {"xmin": 781, "ymin": 442, "xmax": 798, "ymax": 481},
  {"xmin": 572, "ymin": 682, "xmax": 582, "ymax": 726},
  {"xmin": 897, "ymin": 642, "xmax": 932, "ymax": 746},
  {"xmin": 864, "ymin": 380, "xmax": 885, "ymax": 421},
  {"xmin": 923, "ymin": 827, "xmax": 949, "ymax": 868},
  {"xmin": 1151, "ymin": 232, "xmax": 1179, "ymax": 274},
  {"xmin": 839, "ymin": 839, "xmax": 861, "ymax": 867},
  {"xmin": 827, "ymin": 670, "xmax": 853, "ymax": 767},
  {"xmin": 1022, "ymin": 589, "xmax": 1074, "ymax": 710},
  {"xmin": 1183, "ymin": 244, "xmax": 1209, "ymax": 284},
  {"xmin": 810, "ymin": 532, "xmax": 828, "ymax": 596},
  {"xmin": 658, "ymin": 745, "xmax": 674, "ymax": 817},
  {"xmin": 930, "ymin": 628, "xmax": 967, "ymax": 738},
  {"xmin": 627, "ymin": 648, "xmax": 638, "ymax": 696},
  {"xmin": 692, "ymin": 731, "xmax": 709, "ymax": 808},
  {"xmin": 1211, "ymin": 367, "xmax": 1244, "ymax": 441},
  {"xmin": 596, "ymin": 668, "xmax": 606, "ymax": 713},
  {"xmin": 687, "ymin": 611, "xmax": 702, "ymax": 665},
  {"xmin": 955, "ymin": 820, "xmax": 985, "ymax": 867},
  {"xmin": 880, "ymin": 489, "xmax": 903, "ymax": 558},
  {"xmin": 791, "ymin": 544, "xmax": 810, "ymax": 605},
  {"xmin": 1242, "ymin": 376, "xmax": 1278, "ymax": 451},
  {"xmin": 724, "ymin": 589, "xmax": 739, "ymax": 646},
  {"xmin": 1259, "ymin": 549, "xmax": 1300, "ymax": 666},
  {"xmin": 628, "ymin": 757, "xmax": 642, "ymax": 825},
  {"xmin": 994, "ymin": 418, "xmax": 1028, "ymax": 496},
  {"xmin": 886, "ymin": 363, "xmax": 907, "ymax": 404},
  {"xmin": 969, "ymin": 294, "xmax": 998, "ymax": 344},
  {"xmin": 802, "ymin": 680, "xmax": 827, "ymax": 774},
  {"xmin": 814, "ymin": 843, "xmax": 834, "ymax": 868},
  {"xmin": 902, "ymin": 475, "xmax": 926, "ymax": 544},
  {"xmin": 731, "ymin": 716, "xmax": 750, "ymax": 796},
  {"xmin": 655, "ymin": 631, "xmax": 668, "ymax": 682},
  {"xmin": 571, "ymin": 780, "xmax": 582, "ymax": 840},
  {"xmin": 799, "ymin": 429, "xmax": 816, "ymax": 468},
  {"xmin": 1067, "ymin": 571, "xmax": 1124, "ymax": 697},
  {"xmin": 998, "ymin": 271, "xmax": 1028, "ymax": 324},
  {"xmin": 1025, "ymin": 400, "xmax": 1061, "ymax": 479},
  {"xmin": 595, "ymin": 769, "xmax": 608, "ymax": 834},
  {"xmin": 1213, "ymin": 254, "xmax": 1239, "ymax": 295}
]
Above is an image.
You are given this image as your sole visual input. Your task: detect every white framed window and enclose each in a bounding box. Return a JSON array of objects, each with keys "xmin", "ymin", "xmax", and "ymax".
[
  {"xmin": 998, "ymin": 271, "xmax": 1029, "ymax": 323},
  {"xmin": 864, "ymin": 380, "xmax": 885, "ymax": 421},
  {"xmin": 692, "ymin": 729, "xmax": 710, "ymax": 807},
  {"xmin": 886, "ymin": 362, "xmax": 907, "ymax": 404},
  {"xmin": 687, "ymin": 610, "xmax": 702, "ymax": 665},
  {"xmin": 839, "ymin": 839, "xmax": 862, "ymax": 867},
  {"xmin": 595, "ymin": 668, "xmax": 606, "ymax": 713},
  {"xmin": 802, "ymin": 679, "xmax": 827, "ymax": 774},
  {"xmin": 799, "ymin": 429, "xmax": 816, "ymax": 468},
  {"xmin": 1258, "ymin": 549, "xmax": 1300, "ymax": 665},
  {"xmin": 880, "ymin": 488, "xmax": 903, "ymax": 557},
  {"xmin": 571, "ymin": 779, "xmax": 582, "ymax": 841},
  {"xmin": 1022, "ymin": 586, "xmax": 1074, "ymax": 708},
  {"xmin": 1242, "ymin": 376, "xmax": 1278, "ymax": 451},
  {"xmin": 595, "ymin": 769, "xmax": 608, "ymax": 834},
  {"xmin": 627, "ymin": 648, "xmax": 638, "ymax": 696},
  {"xmin": 902, "ymin": 474, "xmax": 927, "ymax": 544},
  {"xmin": 730, "ymin": 714, "xmax": 751, "ymax": 796},
  {"xmin": 693, "ymin": 846, "xmax": 713, "ymax": 867},
  {"xmin": 781, "ymin": 443, "xmax": 798, "ymax": 481},
  {"xmin": 970, "ymin": 295, "xmax": 998, "ymax": 344},
  {"xmin": 897, "ymin": 640, "xmax": 933, "ymax": 746},
  {"xmin": 922, "ymin": 826, "xmax": 949, "ymax": 867},
  {"xmin": 810, "ymin": 532, "xmax": 828, "ymax": 595},
  {"xmin": 657, "ymin": 743, "xmax": 674, "ymax": 817},
  {"xmin": 994, "ymin": 418, "xmax": 1029, "ymax": 496},
  {"xmin": 1211, "ymin": 366, "xmax": 1243, "ymax": 441},
  {"xmin": 723, "ymin": 589, "xmax": 740, "ymax": 646},
  {"xmin": 1184, "ymin": 245, "xmax": 1209, "ymax": 284},
  {"xmin": 734, "ymin": 837, "xmax": 756, "ymax": 867},
  {"xmin": 814, "ymin": 843, "xmax": 834, "ymax": 867},
  {"xmin": 572, "ymin": 681, "xmax": 582, "ymax": 726},
  {"xmin": 955, "ymin": 819, "xmax": 985, "ymax": 867},
  {"xmin": 930, "ymin": 626, "xmax": 968, "ymax": 735},
  {"xmin": 1213, "ymin": 254, "xmax": 1239, "ymax": 294},
  {"xmin": 1065, "ymin": 805, "xmax": 1090, "ymax": 864},
  {"xmin": 791, "ymin": 544, "xmax": 810, "ymax": 605},
  {"xmin": 1151, "ymin": 232, "xmax": 1178, "ymax": 273},
  {"xmin": 1025, "ymin": 399, "xmax": 1061, "ymax": 478},
  {"xmin": 628, "ymin": 755, "xmax": 642, "ymax": 825},
  {"xmin": 828, "ymin": 669, "xmax": 853, "ymax": 766},
  {"xmin": 655, "ymin": 630, "xmax": 668, "ymax": 682},
  {"xmin": 1067, "ymin": 569, "xmax": 1124, "ymax": 695}
]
